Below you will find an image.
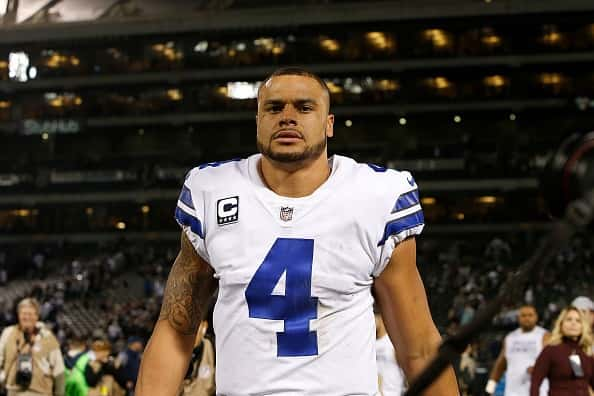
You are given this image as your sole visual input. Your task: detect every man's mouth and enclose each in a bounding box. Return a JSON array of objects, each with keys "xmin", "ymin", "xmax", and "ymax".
[{"xmin": 273, "ymin": 130, "xmax": 303, "ymax": 141}]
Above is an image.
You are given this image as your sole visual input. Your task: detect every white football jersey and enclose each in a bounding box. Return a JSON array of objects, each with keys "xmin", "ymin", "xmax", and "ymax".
[
  {"xmin": 504, "ymin": 326, "xmax": 548, "ymax": 396},
  {"xmin": 175, "ymin": 154, "xmax": 425, "ymax": 396}
]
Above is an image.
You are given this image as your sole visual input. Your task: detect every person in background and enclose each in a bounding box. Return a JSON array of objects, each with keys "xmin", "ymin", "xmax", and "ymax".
[
  {"xmin": 375, "ymin": 310, "xmax": 406, "ymax": 396},
  {"xmin": 0, "ymin": 298, "xmax": 65, "ymax": 396},
  {"xmin": 459, "ymin": 343, "xmax": 477, "ymax": 396},
  {"xmin": 85, "ymin": 340, "xmax": 125, "ymax": 396},
  {"xmin": 64, "ymin": 334, "xmax": 88, "ymax": 396},
  {"xmin": 572, "ymin": 296, "xmax": 594, "ymax": 333},
  {"xmin": 530, "ymin": 306, "xmax": 594, "ymax": 396},
  {"xmin": 178, "ymin": 321, "xmax": 214, "ymax": 396},
  {"xmin": 117, "ymin": 337, "xmax": 143, "ymax": 395},
  {"xmin": 486, "ymin": 304, "xmax": 550, "ymax": 396}
]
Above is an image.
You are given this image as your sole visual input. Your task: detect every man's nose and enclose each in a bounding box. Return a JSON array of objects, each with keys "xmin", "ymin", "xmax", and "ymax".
[{"xmin": 279, "ymin": 105, "xmax": 298, "ymax": 126}]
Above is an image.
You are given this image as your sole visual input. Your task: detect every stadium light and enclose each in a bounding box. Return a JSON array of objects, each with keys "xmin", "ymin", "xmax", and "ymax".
[
  {"xmin": 227, "ymin": 82, "xmax": 260, "ymax": 100},
  {"xmin": 421, "ymin": 197, "xmax": 436, "ymax": 205},
  {"xmin": 477, "ymin": 196, "xmax": 498, "ymax": 204},
  {"xmin": 8, "ymin": 52, "xmax": 30, "ymax": 82},
  {"xmin": 319, "ymin": 36, "xmax": 340, "ymax": 52},
  {"xmin": 194, "ymin": 41, "xmax": 208, "ymax": 52}
]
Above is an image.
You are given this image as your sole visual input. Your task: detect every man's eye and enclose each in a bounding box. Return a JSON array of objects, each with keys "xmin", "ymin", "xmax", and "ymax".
[
  {"xmin": 268, "ymin": 105, "xmax": 283, "ymax": 113},
  {"xmin": 301, "ymin": 106, "xmax": 313, "ymax": 112}
]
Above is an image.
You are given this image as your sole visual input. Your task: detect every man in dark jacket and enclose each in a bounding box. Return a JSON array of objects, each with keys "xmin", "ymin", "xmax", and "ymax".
[{"xmin": 117, "ymin": 337, "xmax": 144, "ymax": 395}]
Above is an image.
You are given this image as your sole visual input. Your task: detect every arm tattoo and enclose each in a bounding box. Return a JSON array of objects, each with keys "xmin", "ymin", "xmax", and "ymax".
[{"xmin": 159, "ymin": 232, "xmax": 213, "ymax": 335}]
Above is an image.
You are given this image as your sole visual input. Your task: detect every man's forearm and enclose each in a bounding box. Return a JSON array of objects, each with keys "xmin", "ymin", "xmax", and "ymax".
[
  {"xmin": 414, "ymin": 365, "xmax": 459, "ymax": 396},
  {"xmin": 485, "ymin": 355, "xmax": 506, "ymax": 394},
  {"xmin": 400, "ymin": 336, "xmax": 459, "ymax": 396},
  {"xmin": 136, "ymin": 321, "xmax": 195, "ymax": 396}
]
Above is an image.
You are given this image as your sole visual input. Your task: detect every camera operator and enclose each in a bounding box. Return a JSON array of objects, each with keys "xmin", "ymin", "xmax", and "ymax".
[{"xmin": 0, "ymin": 298, "xmax": 65, "ymax": 396}]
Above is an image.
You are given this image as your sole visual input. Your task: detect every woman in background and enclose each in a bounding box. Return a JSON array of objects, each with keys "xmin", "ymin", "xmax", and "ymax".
[{"xmin": 530, "ymin": 306, "xmax": 594, "ymax": 396}]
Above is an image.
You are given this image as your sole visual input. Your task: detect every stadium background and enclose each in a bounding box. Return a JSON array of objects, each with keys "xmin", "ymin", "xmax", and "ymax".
[{"xmin": 0, "ymin": 0, "xmax": 593, "ymax": 394}]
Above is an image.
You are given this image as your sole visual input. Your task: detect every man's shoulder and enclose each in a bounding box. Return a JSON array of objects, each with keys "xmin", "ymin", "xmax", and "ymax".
[
  {"xmin": 184, "ymin": 157, "xmax": 248, "ymax": 190},
  {"xmin": 0, "ymin": 324, "xmax": 17, "ymax": 338},
  {"xmin": 335, "ymin": 155, "xmax": 418, "ymax": 192},
  {"xmin": 508, "ymin": 328, "xmax": 522, "ymax": 337},
  {"xmin": 38, "ymin": 325, "xmax": 60, "ymax": 347},
  {"xmin": 534, "ymin": 325, "xmax": 547, "ymax": 333}
]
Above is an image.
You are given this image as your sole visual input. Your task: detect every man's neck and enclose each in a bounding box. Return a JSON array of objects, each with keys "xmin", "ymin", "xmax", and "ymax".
[{"xmin": 259, "ymin": 154, "xmax": 331, "ymax": 198}]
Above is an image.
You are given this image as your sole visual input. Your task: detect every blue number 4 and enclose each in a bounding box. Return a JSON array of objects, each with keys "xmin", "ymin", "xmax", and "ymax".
[{"xmin": 245, "ymin": 238, "xmax": 318, "ymax": 357}]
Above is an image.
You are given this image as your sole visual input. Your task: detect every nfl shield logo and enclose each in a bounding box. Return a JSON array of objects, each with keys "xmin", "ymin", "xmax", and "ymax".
[{"xmin": 280, "ymin": 207, "xmax": 293, "ymax": 222}]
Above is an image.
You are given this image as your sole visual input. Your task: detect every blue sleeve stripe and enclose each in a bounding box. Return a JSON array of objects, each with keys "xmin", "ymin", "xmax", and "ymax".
[
  {"xmin": 378, "ymin": 210, "xmax": 424, "ymax": 246},
  {"xmin": 175, "ymin": 206, "xmax": 204, "ymax": 239},
  {"xmin": 391, "ymin": 189, "xmax": 419, "ymax": 213},
  {"xmin": 179, "ymin": 185, "xmax": 195, "ymax": 210}
]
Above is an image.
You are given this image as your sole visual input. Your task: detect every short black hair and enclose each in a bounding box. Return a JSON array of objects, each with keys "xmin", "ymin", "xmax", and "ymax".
[
  {"xmin": 519, "ymin": 304, "xmax": 538, "ymax": 313},
  {"xmin": 258, "ymin": 67, "xmax": 331, "ymax": 107}
]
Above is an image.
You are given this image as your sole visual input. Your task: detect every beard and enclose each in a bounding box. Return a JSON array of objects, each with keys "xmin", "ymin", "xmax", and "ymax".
[{"xmin": 257, "ymin": 133, "xmax": 327, "ymax": 163}]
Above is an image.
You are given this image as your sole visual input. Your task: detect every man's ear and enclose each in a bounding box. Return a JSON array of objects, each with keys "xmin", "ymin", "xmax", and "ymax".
[{"xmin": 326, "ymin": 114, "xmax": 335, "ymax": 138}]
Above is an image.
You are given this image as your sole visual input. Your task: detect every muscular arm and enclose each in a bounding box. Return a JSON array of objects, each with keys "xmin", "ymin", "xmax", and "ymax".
[
  {"xmin": 373, "ymin": 237, "xmax": 459, "ymax": 396},
  {"xmin": 485, "ymin": 338, "xmax": 507, "ymax": 393},
  {"xmin": 136, "ymin": 231, "xmax": 217, "ymax": 396}
]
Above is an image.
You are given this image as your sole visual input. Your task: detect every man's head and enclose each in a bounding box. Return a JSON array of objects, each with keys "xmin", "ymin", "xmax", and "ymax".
[
  {"xmin": 517, "ymin": 305, "xmax": 538, "ymax": 332},
  {"xmin": 256, "ymin": 67, "xmax": 334, "ymax": 165},
  {"xmin": 68, "ymin": 332, "xmax": 87, "ymax": 350},
  {"xmin": 571, "ymin": 296, "xmax": 594, "ymax": 328},
  {"xmin": 17, "ymin": 298, "xmax": 40, "ymax": 332},
  {"xmin": 91, "ymin": 339, "xmax": 112, "ymax": 362}
]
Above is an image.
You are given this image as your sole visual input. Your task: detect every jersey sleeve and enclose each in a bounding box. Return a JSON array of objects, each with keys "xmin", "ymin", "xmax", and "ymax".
[
  {"xmin": 174, "ymin": 169, "xmax": 209, "ymax": 262},
  {"xmin": 373, "ymin": 170, "xmax": 425, "ymax": 277}
]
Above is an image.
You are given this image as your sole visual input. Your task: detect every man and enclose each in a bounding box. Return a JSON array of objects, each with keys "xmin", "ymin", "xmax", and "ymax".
[
  {"xmin": 0, "ymin": 298, "xmax": 65, "ymax": 396},
  {"xmin": 375, "ymin": 311, "xmax": 406, "ymax": 395},
  {"xmin": 136, "ymin": 67, "xmax": 458, "ymax": 395},
  {"xmin": 65, "ymin": 338, "xmax": 126, "ymax": 396},
  {"xmin": 118, "ymin": 337, "xmax": 143, "ymax": 394},
  {"xmin": 486, "ymin": 305, "xmax": 549, "ymax": 396},
  {"xmin": 64, "ymin": 333, "xmax": 88, "ymax": 396}
]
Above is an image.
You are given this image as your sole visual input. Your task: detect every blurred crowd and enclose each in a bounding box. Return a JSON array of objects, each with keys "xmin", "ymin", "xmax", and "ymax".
[{"xmin": 0, "ymin": 231, "xmax": 592, "ymax": 395}]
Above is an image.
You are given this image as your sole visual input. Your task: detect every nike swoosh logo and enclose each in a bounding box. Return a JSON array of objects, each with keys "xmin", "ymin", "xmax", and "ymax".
[{"xmin": 407, "ymin": 176, "xmax": 415, "ymax": 186}]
